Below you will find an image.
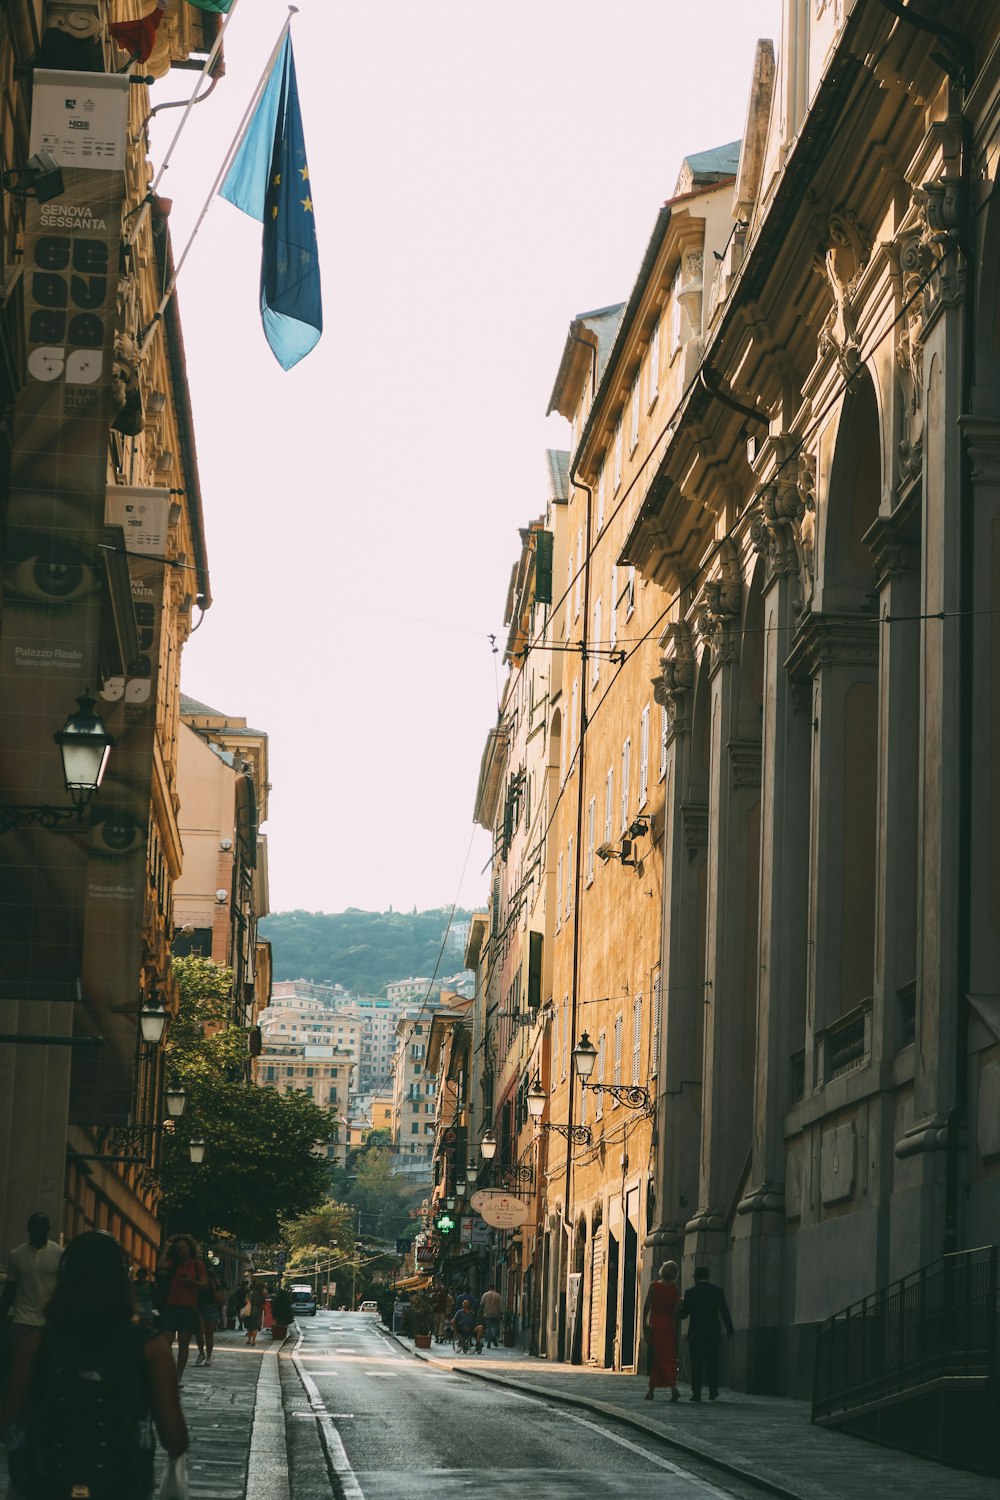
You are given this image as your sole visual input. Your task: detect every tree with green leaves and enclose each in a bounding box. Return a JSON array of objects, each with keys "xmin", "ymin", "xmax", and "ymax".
[
  {"xmin": 328, "ymin": 1132, "xmax": 421, "ymax": 1245},
  {"xmin": 159, "ymin": 956, "xmax": 332, "ymax": 1244}
]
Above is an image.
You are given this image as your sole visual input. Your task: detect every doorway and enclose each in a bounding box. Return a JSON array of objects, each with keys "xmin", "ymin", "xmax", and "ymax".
[
  {"xmin": 604, "ymin": 1232, "xmax": 619, "ymax": 1368},
  {"xmin": 621, "ymin": 1188, "xmax": 639, "ymax": 1367}
]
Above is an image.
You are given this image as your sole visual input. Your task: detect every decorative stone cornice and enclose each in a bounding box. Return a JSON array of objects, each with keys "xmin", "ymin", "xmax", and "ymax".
[
  {"xmin": 736, "ymin": 1180, "xmax": 784, "ymax": 1216},
  {"xmin": 961, "ymin": 415, "xmax": 1000, "ymax": 486},
  {"xmin": 44, "ymin": 2, "xmax": 102, "ymax": 39},
  {"xmin": 730, "ymin": 740, "xmax": 762, "ymax": 790},
  {"xmin": 864, "ymin": 489, "xmax": 920, "ymax": 588},
  {"xmin": 894, "ymin": 1113, "xmax": 961, "ymax": 1160},
  {"xmin": 785, "ymin": 611, "xmax": 880, "ymax": 680},
  {"xmin": 681, "ymin": 802, "xmax": 708, "ymax": 853},
  {"xmin": 652, "ymin": 621, "xmax": 696, "ymax": 739}
]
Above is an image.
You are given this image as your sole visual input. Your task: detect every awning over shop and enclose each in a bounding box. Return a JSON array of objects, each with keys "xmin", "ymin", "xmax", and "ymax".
[{"xmin": 393, "ymin": 1274, "xmax": 432, "ymax": 1292}]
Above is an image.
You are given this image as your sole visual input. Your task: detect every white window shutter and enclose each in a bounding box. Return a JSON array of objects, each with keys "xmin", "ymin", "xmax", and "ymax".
[
  {"xmin": 605, "ymin": 767, "xmax": 614, "ymax": 845},
  {"xmin": 566, "ymin": 835, "xmax": 573, "ymax": 916},
  {"xmin": 562, "ymin": 998, "xmax": 569, "ymax": 1079},
  {"xmin": 649, "ymin": 318, "xmax": 660, "ymax": 403},
  {"xmin": 556, "ymin": 854, "xmax": 563, "ymax": 926},
  {"xmin": 651, "ymin": 970, "xmax": 662, "ymax": 1077},
  {"xmin": 614, "ymin": 417, "xmax": 623, "ymax": 488},
  {"xmin": 630, "ymin": 374, "xmax": 640, "ymax": 451},
  {"xmin": 596, "ymin": 1030, "xmax": 606, "ymax": 1119},
  {"xmin": 613, "ymin": 1013, "xmax": 623, "ymax": 1097},
  {"xmin": 639, "ymin": 705, "xmax": 650, "ymax": 808},
  {"xmin": 592, "ymin": 597, "xmax": 602, "ymax": 684},
  {"xmin": 632, "ymin": 993, "xmax": 642, "ymax": 1084},
  {"xmin": 575, "ymin": 527, "xmax": 583, "ymax": 618},
  {"xmin": 621, "ymin": 737, "xmax": 631, "ymax": 834},
  {"xmin": 586, "ymin": 796, "xmax": 596, "ymax": 883},
  {"xmin": 660, "ymin": 704, "xmax": 669, "ymax": 779},
  {"xmin": 610, "ymin": 565, "xmax": 618, "ymax": 649},
  {"xmin": 597, "ymin": 463, "xmax": 605, "ymax": 530}
]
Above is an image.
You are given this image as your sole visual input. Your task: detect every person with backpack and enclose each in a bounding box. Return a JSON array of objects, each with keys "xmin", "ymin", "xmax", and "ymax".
[
  {"xmin": 157, "ymin": 1236, "xmax": 208, "ymax": 1384},
  {"xmin": 1, "ymin": 1230, "xmax": 187, "ymax": 1500}
]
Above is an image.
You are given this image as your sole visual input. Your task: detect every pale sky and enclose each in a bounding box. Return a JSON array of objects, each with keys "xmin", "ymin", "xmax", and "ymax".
[{"xmin": 151, "ymin": 0, "xmax": 782, "ymax": 916}]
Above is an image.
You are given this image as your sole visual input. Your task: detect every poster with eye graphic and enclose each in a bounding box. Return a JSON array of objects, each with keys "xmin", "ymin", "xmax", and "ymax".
[{"xmin": 0, "ymin": 70, "xmax": 141, "ymax": 1125}]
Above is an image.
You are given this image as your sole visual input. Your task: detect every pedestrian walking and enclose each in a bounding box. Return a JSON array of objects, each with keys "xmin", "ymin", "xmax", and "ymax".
[
  {"xmin": 0, "ymin": 1214, "xmax": 63, "ymax": 1378},
  {"xmin": 642, "ymin": 1261, "xmax": 681, "ymax": 1402},
  {"xmin": 195, "ymin": 1266, "xmax": 224, "ymax": 1367},
  {"xmin": 479, "ymin": 1284, "xmax": 502, "ymax": 1349},
  {"xmin": 229, "ymin": 1280, "xmax": 249, "ymax": 1332},
  {"xmin": 243, "ymin": 1279, "xmax": 266, "ymax": 1347},
  {"xmin": 157, "ymin": 1235, "xmax": 208, "ymax": 1384},
  {"xmin": 2, "ymin": 1230, "xmax": 187, "ymax": 1500},
  {"xmin": 679, "ymin": 1265, "xmax": 733, "ymax": 1403}
]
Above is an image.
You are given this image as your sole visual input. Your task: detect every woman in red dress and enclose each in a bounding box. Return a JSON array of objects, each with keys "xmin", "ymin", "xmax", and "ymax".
[{"xmin": 642, "ymin": 1260, "xmax": 681, "ymax": 1401}]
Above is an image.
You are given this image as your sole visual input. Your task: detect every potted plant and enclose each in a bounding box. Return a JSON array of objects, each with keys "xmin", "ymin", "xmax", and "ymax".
[
  {"xmin": 409, "ymin": 1289, "xmax": 435, "ymax": 1349},
  {"xmin": 269, "ymin": 1287, "xmax": 295, "ymax": 1341},
  {"xmin": 501, "ymin": 1310, "xmax": 516, "ymax": 1347}
]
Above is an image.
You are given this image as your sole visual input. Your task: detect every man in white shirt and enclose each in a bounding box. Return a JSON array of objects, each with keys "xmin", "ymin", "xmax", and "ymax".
[{"xmin": 0, "ymin": 1213, "xmax": 62, "ymax": 1336}]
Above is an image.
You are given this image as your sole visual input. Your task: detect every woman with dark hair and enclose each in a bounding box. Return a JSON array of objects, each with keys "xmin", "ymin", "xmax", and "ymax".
[
  {"xmin": 157, "ymin": 1235, "xmax": 208, "ymax": 1384},
  {"xmin": 2, "ymin": 1230, "xmax": 187, "ymax": 1500}
]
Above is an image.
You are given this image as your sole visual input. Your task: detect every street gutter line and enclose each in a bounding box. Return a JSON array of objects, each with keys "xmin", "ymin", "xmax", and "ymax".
[
  {"xmin": 382, "ymin": 1328, "xmax": 800, "ymax": 1500},
  {"xmin": 291, "ymin": 1330, "xmax": 366, "ymax": 1500}
]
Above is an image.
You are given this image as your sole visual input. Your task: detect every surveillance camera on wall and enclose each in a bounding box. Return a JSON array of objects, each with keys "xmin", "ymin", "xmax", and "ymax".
[
  {"xmin": 215, "ymin": 889, "xmax": 229, "ymax": 904},
  {"xmin": 220, "ymin": 838, "xmax": 233, "ymax": 852},
  {"xmin": 596, "ymin": 842, "xmax": 615, "ymax": 863}
]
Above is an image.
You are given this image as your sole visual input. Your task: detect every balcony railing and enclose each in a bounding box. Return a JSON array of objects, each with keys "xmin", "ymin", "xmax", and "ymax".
[
  {"xmin": 813, "ymin": 1246, "xmax": 999, "ymax": 1424},
  {"xmin": 816, "ymin": 999, "xmax": 870, "ymax": 1084}
]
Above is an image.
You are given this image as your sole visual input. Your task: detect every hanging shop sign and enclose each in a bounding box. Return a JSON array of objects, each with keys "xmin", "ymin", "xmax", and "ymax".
[{"xmin": 470, "ymin": 1191, "xmax": 530, "ymax": 1229}]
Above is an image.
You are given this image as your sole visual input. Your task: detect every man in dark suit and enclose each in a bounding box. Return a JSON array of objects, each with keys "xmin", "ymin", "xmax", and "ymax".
[{"xmin": 679, "ymin": 1265, "xmax": 734, "ymax": 1401}]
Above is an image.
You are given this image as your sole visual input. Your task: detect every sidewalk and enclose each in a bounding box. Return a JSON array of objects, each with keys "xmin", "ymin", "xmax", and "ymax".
[
  {"xmin": 390, "ymin": 1331, "xmax": 997, "ymax": 1500},
  {"xmin": 0, "ymin": 1326, "xmax": 273, "ymax": 1500}
]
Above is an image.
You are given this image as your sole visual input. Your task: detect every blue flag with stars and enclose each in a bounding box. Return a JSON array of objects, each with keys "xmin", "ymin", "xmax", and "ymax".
[{"xmin": 220, "ymin": 31, "xmax": 322, "ymax": 369}]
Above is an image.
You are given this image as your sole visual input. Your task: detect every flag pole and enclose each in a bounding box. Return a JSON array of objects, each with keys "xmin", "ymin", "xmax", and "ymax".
[
  {"xmin": 138, "ymin": 7, "xmax": 297, "ymax": 358},
  {"xmin": 126, "ymin": 0, "xmax": 243, "ymax": 251}
]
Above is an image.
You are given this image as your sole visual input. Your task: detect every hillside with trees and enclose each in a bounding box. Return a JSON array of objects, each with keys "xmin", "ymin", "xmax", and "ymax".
[{"xmin": 259, "ymin": 906, "xmax": 474, "ymax": 994}]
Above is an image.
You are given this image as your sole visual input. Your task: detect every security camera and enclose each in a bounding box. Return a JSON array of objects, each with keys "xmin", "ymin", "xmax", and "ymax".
[
  {"xmin": 215, "ymin": 889, "xmax": 229, "ymax": 904},
  {"xmin": 596, "ymin": 842, "xmax": 615, "ymax": 863}
]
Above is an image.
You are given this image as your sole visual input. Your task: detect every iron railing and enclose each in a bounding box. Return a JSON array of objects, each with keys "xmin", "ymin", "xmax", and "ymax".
[{"xmin": 813, "ymin": 1245, "xmax": 999, "ymax": 1422}]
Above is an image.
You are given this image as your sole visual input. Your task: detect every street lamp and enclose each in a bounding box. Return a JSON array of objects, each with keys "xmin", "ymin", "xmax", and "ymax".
[
  {"xmin": 445, "ymin": 1196, "xmax": 456, "ymax": 1212},
  {"xmin": 188, "ymin": 1137, "xmax": 206, "ymax": 1164},
  {"xmin": 456, "ymin": 1176, "xmax": 467, "ymax": 1195},
  {"xmin": 164, "ymin": 1086, "xmax": 188, "ymax": 1118},
  {"xmin": 467, "ymin": 1161, "xmax": 478, "ymax": 1184},
  {"xmin": 139, "ymin": 997, "xmax": 169, "ymax": 1046},
  {"xmin": 573, "ymin": 1031, "xmax": 649, "ymax": 1110},
  {"xmin": 0, "ymin": 691, "xmax": 114, "ymax": 835},
  {"xmin": 526, "ymin": 1077, "xmax": 547, "ymax": 1120},
  {"xmin": 480, "ymin": 1129, "xmax": 498, "ymax": 1160},
  {"xmin": 527, "ymin": 1077, "xmax": 592, "ymax": 1144},
  {"xmin": 54, "ymin": 691, "xmax": 113, "ymax": 806}
]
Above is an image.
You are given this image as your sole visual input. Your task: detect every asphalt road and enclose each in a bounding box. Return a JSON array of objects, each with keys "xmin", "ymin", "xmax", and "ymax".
[{"xmin": 289, "ymin": 1311, "xmax": 753, "ymax": 1500}]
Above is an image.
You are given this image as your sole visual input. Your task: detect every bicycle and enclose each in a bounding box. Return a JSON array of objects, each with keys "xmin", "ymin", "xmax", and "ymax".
[{"xmin": 450, "ymin": 1327, "xmax": 482, "ymax": 1355}]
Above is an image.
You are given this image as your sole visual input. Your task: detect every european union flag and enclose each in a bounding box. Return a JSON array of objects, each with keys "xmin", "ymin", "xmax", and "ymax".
[{"xmin": 220, "ymin": 32, "xmax": 322, "ymax": 369}]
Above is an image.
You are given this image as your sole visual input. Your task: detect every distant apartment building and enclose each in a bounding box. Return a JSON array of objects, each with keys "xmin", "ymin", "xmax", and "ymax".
[
  {"xmin": 257, "ymin": 1042, "xmax": 354, "ymax": 1164},
  {"xmin": 347, "ymin": 1092, "xmax": 394, "ymax": 1149},
  {"xmin": 390, "ymin": 1004, "xmax": 445, "ymax": 1184},
  {"xmin": 271, "ymin": 978, "xmax": 355, "ymax": 1005},
  {"xmin": 386, "ymin": 977, "xmax": 431, "ymax": 1005},
  {"xmin": 349, "ymin": 994, "xmax": 411, "ymax": 1095}
]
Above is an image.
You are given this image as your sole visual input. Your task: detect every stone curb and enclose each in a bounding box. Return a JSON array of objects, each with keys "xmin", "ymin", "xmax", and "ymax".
[{"xmin": 378, "ymin": 1327, "xmax": 803, "ymax": 1500}]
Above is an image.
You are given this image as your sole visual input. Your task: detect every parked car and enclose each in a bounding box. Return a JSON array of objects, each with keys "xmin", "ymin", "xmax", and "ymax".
[
  {"xmin": 358, "ymin": 1299, "xmax": 378, "ymax": 1313},
  {"xmin": 289, "ymin": 1284, "xmax": 317, "ymax": 1316}
]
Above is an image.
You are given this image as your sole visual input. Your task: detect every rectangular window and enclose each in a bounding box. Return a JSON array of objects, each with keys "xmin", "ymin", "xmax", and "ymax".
[
  {"xmin": 575, "ymin": 527, "xmax": 583, "ymax": 618},
  {"xmin": 411, "ymin": 1122, "xmax": 419, "ymax": 1135},
  {"xmin": 553, "ymin": 1001, "xmax": 561, "ymax": 1083},
  {"xmin": 597, "ymin": 462, "xmax": 605, "ymax": 531},
  {"xmin": 556, "ymin": 854, "xmax": 563, "ymax": 930},
  {"xmin": 613, "ymin": 1013, "xmax": 623, "ymax": 1102},
  {"xmin": 562, "ymin": 998, "xmax": 569, "ymax": 1080},
  {"xmin": 632, "ymin": 993, "xmax": 642, "ymax": 1084},
  {"xmin": 614, "ymin": 416, "xmax": 623, "ymax": 489},
  {"xmin": 586, "ymin": 796, "xmax": 596, "ymax": 885},
  {"xmin": 566, "ymin": 548, "xmax": 573, "ymax": 623},
  {"xmin": 621, "ymin": 737, "xmax": 631, "ymax": 835},
  {"xmin": 648, "ymin": 317, "xmax": 660, "ymax": 405},
  {"xmin": 660, "ymin": 704, "xmax": 669, "ymax": 780},
  {"xmin": 566, "ymin": 835, "xmax": 573, "ymax": 916},
  {"xmin": 604, "ymin": 766, "xmax": 614, "ymax": 845},
  {"xmin": 595, "ymin": 1030, "xmax": 606, "ymax": 1119},
  {"xmin": 651, "ymin": 968, "xmax": 662, "ymax": 1077},
  {"xmin": 592, "ymin": 597, "xmax": 601, "ymax": 685},
  {"xmin": 639, "ymin": 704, "xmax": 650, "ymax": 809},
  {"xmin": 626, "ymin": 565, "xmax": 636, "ymax": 618},
  {"xmin": 629, "ymin": 373, "xmax": 640, "ymax": 452},
  {"xmin": 609, "ymin": 565, "xmax": 617, "ymax": 649}
]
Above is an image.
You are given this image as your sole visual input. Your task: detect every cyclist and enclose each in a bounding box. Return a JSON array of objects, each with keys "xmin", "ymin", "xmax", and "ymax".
[{"xmin": 453, "ymin": 1298, "xmax": 483, "ymax": 1353}]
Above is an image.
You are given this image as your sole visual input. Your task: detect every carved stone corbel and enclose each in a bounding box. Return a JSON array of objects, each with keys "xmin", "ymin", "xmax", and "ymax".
[
  {"xmin": 912, "ymin": 170, "xmax": 965, "ymax": 320},
  {"xmin": 652, "ymin": 621, "xmax": 696, "ymax": 738},
  {"xmin": 813, "ymin": 207, "xmax": 871, "ymax": 379},
  {"xmin": 697, "ymin": 540, "xmax": 742, "ymax": 667},
  {"xmin": 43, "ymin": 2, "xmax": 102, "ymax": 39}
]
